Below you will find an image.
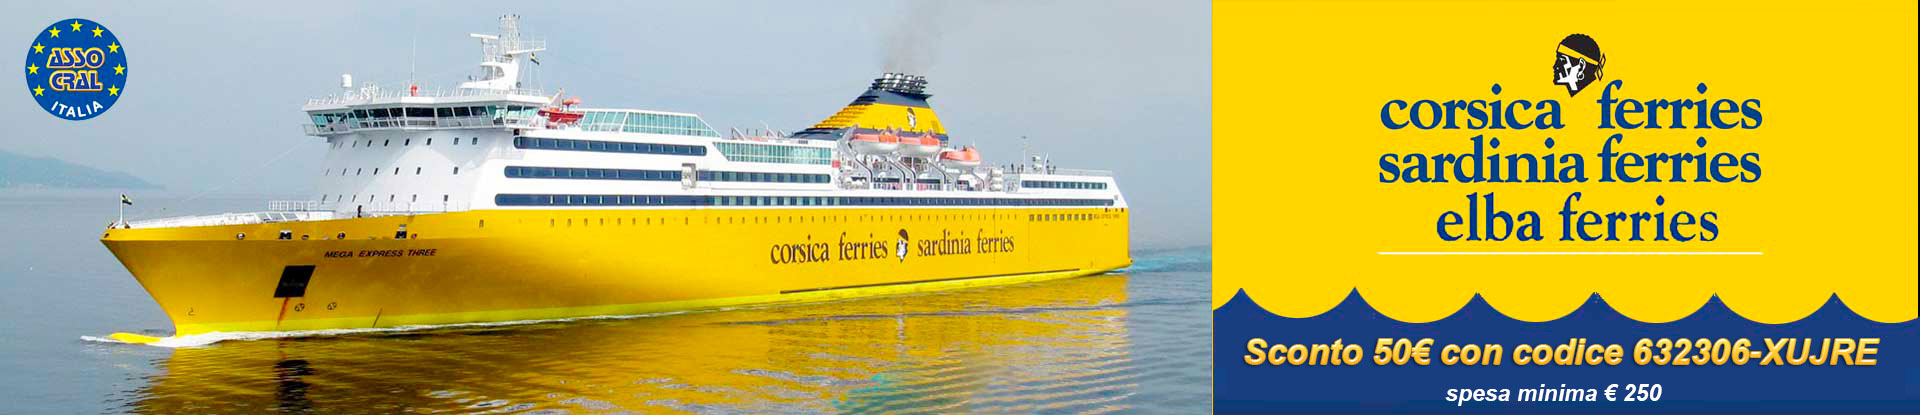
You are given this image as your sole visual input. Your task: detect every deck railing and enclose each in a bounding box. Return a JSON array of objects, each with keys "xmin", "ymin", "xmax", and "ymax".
[
  {"xmin": 1004, "ymin": 165, "xmax": 1114, "ymax": 177},
  {"xmin": 121, "ymin": 201, "xmax": 470, "ymax": 229},
  {"xmin": 304, "ymin": 87, "xmax": 548, "ymax": 107}
]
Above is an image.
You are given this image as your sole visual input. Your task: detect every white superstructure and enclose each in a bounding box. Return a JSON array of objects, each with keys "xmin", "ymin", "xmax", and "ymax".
[{"xmin": 136, "ymin": 15, "xmax": 1124, "ymax": 228}]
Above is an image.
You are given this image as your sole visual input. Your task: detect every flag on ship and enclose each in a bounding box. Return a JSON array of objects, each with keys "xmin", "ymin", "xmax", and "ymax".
[{"xmin": 120, "ymin": 194, "xmax": 133, "ymax": 206}]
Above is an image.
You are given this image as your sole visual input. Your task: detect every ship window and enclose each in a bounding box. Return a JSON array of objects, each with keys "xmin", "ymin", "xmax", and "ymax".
[
  {"xmin": 353, "ymin": 109, "xmax": 369, "ymax": 119},
  {"xmin": 453, "ymin": 167, "xmax": 460, "ymax": 175},
  {"xmin": 406, "ymin": 107, "xmax": 433, "ymax": 118},
  {"xmin": 371, "ymin": 168, "xmax": 376, "ymax": 175},
  {"xmin": 427, "ymin": 138, "xmax": 433, "ymax": 145},
  {"xmin": 454, "ymin": 107, "xmax": 471, "ymax": 117},
  {"xmin": 471, "ymin": 137, "xmax": 479, "ymax": 145},
  {"xmin": 393, "ymin": 168, "xmax": 400, "ymax": 175},
  {"xmin": 436, "ymin": 108, "xmax": 453, "ymax": 117},
  {"xmin": 416, "ymin": 167, "xmax": 422, "ymax": 175},
  {"xmin": 404, "ymin": 139, "xmax": 410, "ymax": 146}
]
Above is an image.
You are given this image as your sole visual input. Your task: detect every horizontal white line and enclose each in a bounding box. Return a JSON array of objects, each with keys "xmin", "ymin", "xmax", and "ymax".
[{"xmin": 1378, "ymin": 251, "xmax": 1763, "ymax": 256}]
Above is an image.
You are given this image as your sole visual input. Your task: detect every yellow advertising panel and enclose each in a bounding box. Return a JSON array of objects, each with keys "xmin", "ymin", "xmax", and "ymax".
[{"xmin": 1216, "ymin": 0, "xmax": 1917, "ymax": 324}]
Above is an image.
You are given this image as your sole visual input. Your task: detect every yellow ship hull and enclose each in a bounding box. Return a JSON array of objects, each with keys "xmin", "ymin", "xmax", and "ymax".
[{"xmin": 101, "ymin": 207, "xmax": 1129, "ymax": 336}]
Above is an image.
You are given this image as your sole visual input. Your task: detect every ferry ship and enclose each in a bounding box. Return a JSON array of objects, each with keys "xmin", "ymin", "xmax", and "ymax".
[{"xmin": 101, "ymin": 16, "xmax": 1128, "ymax": 342}]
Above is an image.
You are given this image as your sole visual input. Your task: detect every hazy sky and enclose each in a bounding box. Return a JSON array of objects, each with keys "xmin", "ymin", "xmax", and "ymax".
[{"xmin": 6, "ymin": 0, "xmax": 1210, "ymax": 248}]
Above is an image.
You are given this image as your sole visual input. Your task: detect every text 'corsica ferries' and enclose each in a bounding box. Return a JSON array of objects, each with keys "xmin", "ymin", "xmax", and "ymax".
[{"xmin": 100, "ymin": 16, "xmax": 1129, "ymax": 343}]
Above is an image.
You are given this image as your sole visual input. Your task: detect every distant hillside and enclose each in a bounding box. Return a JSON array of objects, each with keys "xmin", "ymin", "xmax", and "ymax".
[{"xmin": 0, "ymin": 149, "xmax": 159, "ymax": 189}]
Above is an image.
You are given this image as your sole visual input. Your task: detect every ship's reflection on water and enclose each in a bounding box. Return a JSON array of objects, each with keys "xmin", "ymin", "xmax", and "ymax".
[{"xmin": 125, "ymin": 274, "xmax": 1144, "ymax": 414}]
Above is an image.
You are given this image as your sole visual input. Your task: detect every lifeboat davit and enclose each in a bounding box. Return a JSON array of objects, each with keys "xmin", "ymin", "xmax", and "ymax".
[
  {"xmin": 849, "ymin": 131, "xmax": 900, "ymax": 154},
  {"xmin": 939, "ymin": 146, "xmax": 982, "ymax": 168},
  {"xmin": 898, "ymin": 134, "xmax": 942, "ymax": 157}
]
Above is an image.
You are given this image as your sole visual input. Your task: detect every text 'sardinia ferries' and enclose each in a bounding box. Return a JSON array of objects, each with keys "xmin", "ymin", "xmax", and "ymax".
[{"xmin": 99, "ymin": 16, "xmax": 1128, "ymax": 342}]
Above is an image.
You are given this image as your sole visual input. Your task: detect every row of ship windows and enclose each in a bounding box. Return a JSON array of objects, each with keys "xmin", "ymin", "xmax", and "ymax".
[
  {"xmin": 576, "ymin": 111, "xmax": 723, "ymax": 137},
  {"xmin": 504, "ymin": 166, "xmax": 830, "ymax": 184},
  {"xmin": 261, "ymin": 211, "xmax": 1119, "ymax": 241},
  {"xmin": 312, "ymin": 105, "xmax": 526, "ymax": 123},
  {"xmin": 494, "ymin": 194, "xmax": 1117, "ymax": 207},
  {"xmin": 513, "ymin": 137, "xmax": 708, "ymax": 156},
  {"xmin": 312, "ymin": 106, "xmax": 720, "ymax": 137},
  {"xmin": 524, "ymin": 211, "xmax": 1119, "ymax": 228},
  {"xmin": 713, "ymin": 142, "xmax": 833, "ymax": 165},
  {"xmin": 329, "ymin": 166, "xmax": 460, "ymax": 176},
  {"xmin": 1022, "ymin": 180, "xmax": 1107, "ymax": 190},
  {"xmin": 321, "ymin": 194, "xmax": 451, "ymax": 204},
  {"xmin": 336, "ymin": 136, "xmax": 483, "ymax": 149},
  {"xmin": 508, "ymin": 137, "xmax": 832, "ymax": 166},
  {"xmin": 1032, "ymin": 213, "xmax": 1104, "ymax": 222}
]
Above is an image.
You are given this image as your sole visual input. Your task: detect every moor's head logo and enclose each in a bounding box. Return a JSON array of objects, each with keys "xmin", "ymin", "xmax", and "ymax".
[
  {"xmin": 1552, "ymin": 34, "xmax": 1604, "ymax": 96},
  {"xmin": 895, "ymin": 229, "xmax": 910, "ymax": 262}
]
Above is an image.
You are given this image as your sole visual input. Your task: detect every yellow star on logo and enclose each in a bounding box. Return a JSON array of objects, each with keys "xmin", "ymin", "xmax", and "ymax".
[
  {"xmin": 32, "ymin": 43, "xmax": 44, "ymax": 54},
  {"xmin": 33, "ymin": 86, "xmax": 45, "ymax": 96},
  {"xmin": 92, "ymin": 27, "xmax": 104, "ymax": 37},
  {"xmin": 108, "ymin": 43, "xmax": 120, "ymax": 53},
  {"xmin": 108, "ymin": 86, "xmax": 120, "ymax": 96},
  {"xmin": 70, "ymin": 21, "xmax": 83, "ymax": 31},
  {"xmin": 26, "ymin": 64, "xmax": 37, "ymax": 74},
  {"xmin": 113, "ymin": 64, "xmax": 124, "ymax": 75},
  {"xmin": 48, "ymin": 28, "xmax": 59, "ymax": 38}
]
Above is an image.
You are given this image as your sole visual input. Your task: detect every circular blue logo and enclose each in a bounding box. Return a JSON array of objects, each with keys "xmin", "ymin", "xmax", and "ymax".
[{"xmin": 25, "ymin": 18, "xmax": 127, "ymax": 121}]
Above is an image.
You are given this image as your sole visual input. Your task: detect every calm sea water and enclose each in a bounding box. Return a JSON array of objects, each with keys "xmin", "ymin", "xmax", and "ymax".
[{"xmin": 0, "ymin": 192, "xmax": 1211, "ymax": 414}]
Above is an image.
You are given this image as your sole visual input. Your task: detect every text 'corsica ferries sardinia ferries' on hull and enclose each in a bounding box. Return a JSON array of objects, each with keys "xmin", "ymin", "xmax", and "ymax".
[{"xmin": 100, "ymin": 16, "xmax": 1129, "ymax": 343}]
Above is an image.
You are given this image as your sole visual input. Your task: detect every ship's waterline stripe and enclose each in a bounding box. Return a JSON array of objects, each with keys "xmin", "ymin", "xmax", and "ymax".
[
  {"xmin": 165, "ymin": 267, "xmax": 1113, "ymax": 336},
  {"xmin": 1377, "ymin": 251, "xmax": 1764, "ymax": 255}
]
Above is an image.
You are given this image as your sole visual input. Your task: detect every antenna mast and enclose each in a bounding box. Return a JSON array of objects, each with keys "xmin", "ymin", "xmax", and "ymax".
[{"xmin": 457, "ymin": 15, "xmax": 546, "ymax": 91}]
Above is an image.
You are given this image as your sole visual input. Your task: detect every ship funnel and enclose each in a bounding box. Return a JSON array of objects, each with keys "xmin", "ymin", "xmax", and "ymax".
[{"xmin": 791, "ymin": 73, "xmax": 947, "ymax": 143}]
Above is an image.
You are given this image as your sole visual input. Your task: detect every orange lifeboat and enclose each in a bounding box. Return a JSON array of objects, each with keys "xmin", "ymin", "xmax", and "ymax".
[
  {"xmin": 939, "ymin": 146, "xmax": 982, "ymax": 168},
  {"xmin": 849, "ymin": 130, "xmax": 901, "ymax": 154},
  {"xmin": 898, "ymin": 133, "xmax": 942, "ymax": 157},
  {"xmin": 540, "ymin": 97, "xmax": 584, "ymax": 125}
]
